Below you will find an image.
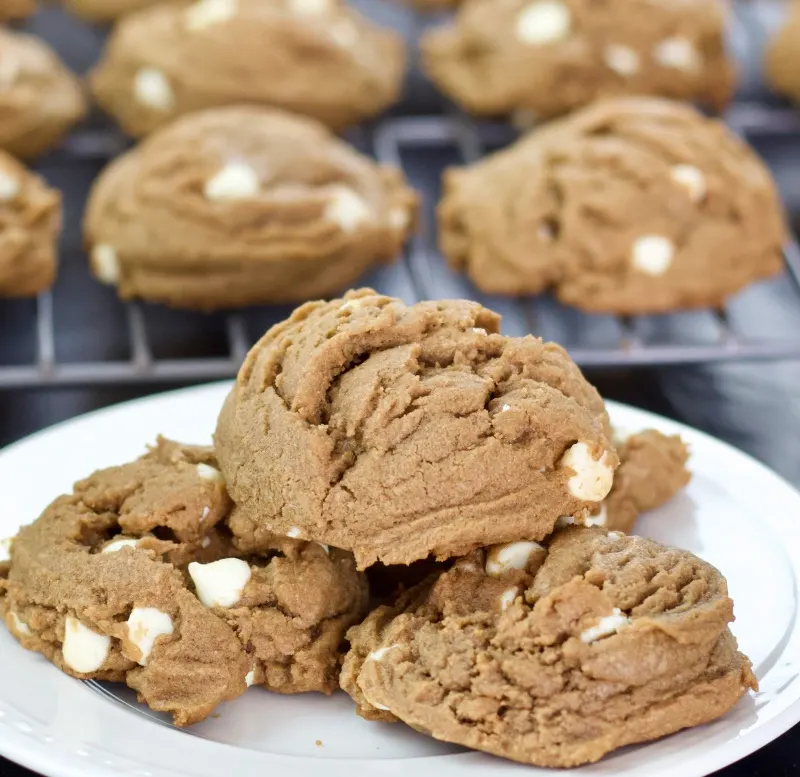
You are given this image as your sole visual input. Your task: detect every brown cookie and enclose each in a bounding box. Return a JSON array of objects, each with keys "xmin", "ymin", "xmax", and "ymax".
[
  {"xmin": 0, "ymin": 152, "xmax": 61, "ymax": 298},
  {"xmin": 421, "ymin": 0, "xmax": 734, "ymax": 122},
  {"xmin": 90, "ymin": 0, "xmax": 406, "ymax": 137},
  {"xmin": 764, "ymin": 2, "xmax": 800, "ymax": 104},
  {"xmin": 440, "ymin": 97, "xmax": 786, "ymax": 314},
  {"xmin": 0, "ymin": 0, "xmax": 36, "ymax": 21},
  {"xmin": 341, "ymin": 526, "xmax": 755, "ymax": 767},
  {"xmin": 0, "ymin": 438, "xmax": 368, "ymax": 724},
  {"xmin": 84, "ymin": 106, "xmax": 417, "ymax": 310},
  {"xmin": 60, "ymin": 0, "xmax": 161, "ymax": 23},
  {"xmin": 0, "ymin": 29, "xmax": 87, "ymax": 160},
  {"xmin": 215, "ymin": 288, "xmax": 618, "ymax": 569}
]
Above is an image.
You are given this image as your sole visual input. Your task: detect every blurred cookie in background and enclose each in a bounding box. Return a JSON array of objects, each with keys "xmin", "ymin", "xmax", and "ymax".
[
  {"xmin": 84, "ymin": 106, "xmax": 417, "ymax": 310},
  {"xmin": 421, "ymin": 0, "xmax": 734, "ymax": 124},
  {"xmin": 0, "ymin": 151, "xmax": 61, "ymax": 297},
  {"xmin": 439, "ymin": 97, "xmax": 786, "ymax": 314},
  {"xmin": 764, "ymin": 1, "xmax": 800, "ymax": 104},
  {"xmin": 0, "ymin": 0, "xmax": 36, "ymax": 22},
  {"xmin": 59, "ymin": 0, "xmax": 163, "ymax": 23},
  {"xmin": 0, "ymin": 29, "xmax": 87, "ymax": 159},
  {"xmin": 89, "ymin": 0, "xmax": 406, "ymax": 137}
]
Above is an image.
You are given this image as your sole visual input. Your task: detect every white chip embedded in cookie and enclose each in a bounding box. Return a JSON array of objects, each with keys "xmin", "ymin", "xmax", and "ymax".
[
  {"xmin": 515, "ymin": 1, "xmax": 571, "ymax": 46},
  {"xmin": 204, "ymin": 162, "xmax": 260, "ymax": 201},
  {"xmin": 189, "ymin": 558, "xmax": 251, "ymax": 608},
  {"xmin": 62, "ymin": 616, "xmax": 111, "ymax": 674},
  {"xmin": 559, "ymin": 442, "xmax": 614, "ymax": 502},
  {"xmin": 127, "ymin": 607, "xmax": 174, "ymax": 665},
  {"xmin": 133, "ymin": 68, "xmax": 175, "ymax": 111},
  {"xmin": 631, "ymin": 235, "xmax": 674, "ymax": 276}
]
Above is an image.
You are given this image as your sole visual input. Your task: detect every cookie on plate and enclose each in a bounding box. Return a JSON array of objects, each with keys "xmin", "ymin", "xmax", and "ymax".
[
  {"xmin": 421, "ymin": 0, "xmax": 734, "ymax": 122},
  {"xmin": 84, "ymin": 106, "xmax": 417, "ymax": 310},
  {"xmin": 0, "ymin": 29, "xmax": 87, "ymax": 160},
  {"xmin": 0, "ymin": 151, "xmax": 61, "ymax": 297},
  {"xmin": 0, "ymin": 0, "xmax": 36, "ymax": 22},
  {"xmin": 60, "ymin": 0, "xmax": 161, "ymax": 23},
  {"xmin": 764, "ymin": 2, "xmax": 800, "ymax": 104},
  {"xmin": 90, "ymin": 0, "xmax": 406, "ymax": 137},
  {"xmin": 341, "ymin": 526, "xmax": 756, "ymax": 767},
  {"xmin": 215, "ymin": 288, "xmax": 618, "ymax": 569},
  {"xmin": 440, "ymin": 97, "xmax": 786, "ymax": 314},
  {"xmin": 0, "ymin": 438, "xmax": 368, "ymax": 724}
]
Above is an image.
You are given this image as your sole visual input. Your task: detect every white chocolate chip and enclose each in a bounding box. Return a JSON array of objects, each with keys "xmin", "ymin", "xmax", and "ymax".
[
  {"xmin": 583, "ymin": 504, "xmax": 608, "ymax": 527},
  {"xmin": 204, "ymin": 162, "xmax": 260, "ymax": 201},
  {"xmin": 91, "ymin": 245, "xmax": 120, "ymax": 286},
  {"xmin": 608, "ymin": 531, "xmax": 625, "ymax": 539},
  {"xmin": 245, "ymin": 668, "xmax": 256, "ymax": 687},
  {"xmin": 670, "ymin": 164, "xmax": 706, "ymax": 203},
  {"xmin": 201, "ymin": 536, "xmax": 212, "ymax": 549},
  {"xmin": 324, "ymin": 187, "xmax": 372, "ymax": 233},
  {"xmin": 653, "ymin": 37, "xmax": 699, "ymax": 71},
  {"xmin": 189, "ymin": 558, "xmax": 251, "ymax": 608},
  {"xmin": 631, "ymin": 235, "xmax": 674, "ymax": 276},
  {"xmin": 471, "ymin": 327, "xmax": 487, "ymax": 335},
  {"xmin": 133, "ymin": 68, "xmax": 175, "ymax": 111},
  {"xmin": 366, "ymin": 644, "xmax": 398, "ymax": 662},
  {"xmin": 604, "ymin": 45, "xmax": 640, "ymax": 76},
  {"xmin": 317, "ymin": 543, "xmax": 330, "ymax": 554},
  {"xmin": 485, "ymin": 541, "xmax": 545, "ymax": 577},
  {"xmin": 196, "ymin": 463, "xmax": 225, "ymax": 483},
  {"xmin": 499, "ymin": 588, "xmax": 519, "ymax": 612},
  {"xmin": 500, "ymin": 404, "xmax": 511, "ymax": 412},
  {"xmin": 371, "ymin": 701, "xmax": 391, "ymax": 711},
  {"xmin": 556, "ymin": 515, "xmax": 575, "ymax": 528},
  {"xmin": 340, "ymin": 298, "xmax": 366, "ymax": 311},
  {"xmin": 515, "ymin": 1, "xmax": 571, "ymax": 46},
  {"xmin": 287, "ymin": 527, "xmax": 302, "ymax": 538},
  {"xmin": 0, "ymin": 537, "xmax": 13, "ymax": 563},
  {"xmin": 0, "ymin": 172, "xmax": 20, "ymax": 201},
  {"xmin": 10, "ymin": 613, "xmax": 31, "ymax": 636},
  {"xmin": 288, "ymin": 0, "xmax": 331, "ymax": 14},
  {"xmin": 185, "ymin": 0, "xmax": 237, "ymax": 29},
  {"xmin": 201, "ymin": 506, "xmax": 211, "ymax": 521},
  {"xmin": 101, "ymin": 538, "xmax": 139, "ymax": 554},
  {"xmin": 62, "ymin": 616, "xmax": 111, "ymax": 674},
  {"xmin": 127, "ymin": 608, "xmax": 173, "ymax": 666},
  {"xmin": 559, "ymin": 442, "xmax": 614, "ymax": 502},
  {"xmin": 329, "ymin": 19, "xmax": 359, "ymax": 47},
  {"xmin": 580, "ymin": 608, "xmax": 631, "ymax": 643}
]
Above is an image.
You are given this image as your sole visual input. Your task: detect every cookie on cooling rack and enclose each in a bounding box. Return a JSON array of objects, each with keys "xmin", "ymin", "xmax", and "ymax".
[
  {"xmin": 215, "ymin": 288, "xmax": 619, "ymax": 569},
  {"xmin": 0, "ymin": 438, "xmax": 369, "ymax": 725},
  {"xmin": 421, "ymin": 0, "xmax": 734, "ymax": 123},
  {"xmin": 439, "ymin": 97, "xmax": 786, "ymax": 314},
  {"xmin": 59, "ymin": 0, "xmax": 160, "ymax": 23},
  {"xmin": 0, "ymin": 151, "xmax": 61, "ymax": 298},
  {"xmin": 0, "ymin": 0, "xmax": 36, "ymax": 21},
  {"xmin": 89, "ymin": 0, "xmax": 405, "ymax": 137},
  {"xmin": 0, "ymin": 29, "xmax": 87, "ymax": 160},
  {"xmin": 341, "ymin": 525, "xmax": 756, "ymax": 767},
  {"xmin": 765, "ymin": 2, "xmax": 800, "ymax": 105},
  {"xmin": 84, "ymin": 106, "xmax": 416, "ymax": 310}
]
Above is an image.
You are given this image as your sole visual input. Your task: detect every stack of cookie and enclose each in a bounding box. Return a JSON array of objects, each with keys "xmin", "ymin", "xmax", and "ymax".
[{"xmin": 0, "ymin": 290, "xmax": 756, "ymax": 767}]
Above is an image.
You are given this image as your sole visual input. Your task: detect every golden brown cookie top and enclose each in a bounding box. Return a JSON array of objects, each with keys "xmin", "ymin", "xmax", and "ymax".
[
  {"xmin": 216, "ymin": 288, "xmax": 617, "ymax": 568},
  {"xmin": 90, "ymin": 0, "xmax": 405, "ymax": 135},
  {"xmin": 422, "ymin": 0, "xmax": 733, "ymax": 120},
  {"xmin": 0, "ymin": 0, "xmax": 36, "ymax": 21},
  {"xmin": 84, "ymin": 107, "xmax": 416, "ymax": 285},
  {"xmin": 342, "ymin": 527, "xmax": 755, "ymax": 766},
  {"xmin": 0, "ymin": 29, "xmax": 87, "ymax": 160},
  {"xmin": 440, "ymin": 97, "xmax": 786, "ymax": 313}
]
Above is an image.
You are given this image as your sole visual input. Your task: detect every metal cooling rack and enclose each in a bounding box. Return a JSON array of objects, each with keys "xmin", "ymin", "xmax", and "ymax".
[{"xmin": 3, "ymin": 0, "xmax": 800, "ymax": 389}]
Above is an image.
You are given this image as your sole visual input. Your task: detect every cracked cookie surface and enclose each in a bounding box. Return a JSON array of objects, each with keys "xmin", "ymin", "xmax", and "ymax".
[
  {"xmin": 440, "ymin": 97, "xmax": 786, "ymax": 314},
  {"xmin": 84, "ymin": 106, "xmax": 417, "ymax": 310},
  {"xmin": 421, "ymin": 0, "xmax": 733, "ymax": 122},
  {"xmin": 215, "ymin": 288, "xmax": 617, "ymax": 569},
  {"xmin": 0, "ymin": 438, "xmax": 368, "ymax": 724},
  {"xmin": 0, "ymin": 151, "xmax": 61, "ymax": 298},
  {"xmin": 0, "ymin": 29, "xmax": 87, "ymax": 160},
  {"xmin": 341, "ymin": 526, "xmax": 755, "ymax": 767},
  {"xmin": 90, "ymin": 0, "xmax": 405, "ymax": 137}
]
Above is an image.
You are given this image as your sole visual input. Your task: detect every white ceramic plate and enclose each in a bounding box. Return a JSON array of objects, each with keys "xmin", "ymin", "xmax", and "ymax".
[{"xmin": 0, "ymin": 382, "xmax": 798, "ymax": 777}]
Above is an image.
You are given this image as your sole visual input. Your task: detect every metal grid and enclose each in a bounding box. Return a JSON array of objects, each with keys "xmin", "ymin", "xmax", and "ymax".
[{"xmin": 3, "ymin": 0, "xmax": 800, "ymax": 388}]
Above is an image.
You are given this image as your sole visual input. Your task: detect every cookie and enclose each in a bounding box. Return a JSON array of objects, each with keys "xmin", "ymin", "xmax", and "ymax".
[
  {"xmin": 765, "ymin": 2, "xmax": 800, "ymax": 104},
  {"xmin": 341, "ymin": 526, "xmax": 756, "ymax": 767},
  {"xmin": 60, "ymin": 0, "xmax": 160, "ymax": 23},
  {"xmin": 440, "ymin": 97, "xmax": 786, "ymax": 314},
  {"xmin": 0, "ymin": 29, "xmax": 87, "ymax": 160},
  {"xmin": 0, "ymin": 0, "xmax": 36, "ymax": 21},
  {"xmin": 421, "ymin": 0, "xmax": 734, "ymax": 122},
  {"xmin": 0, "ymin": 438, "xmax": 368, "ymax": 724},
  {"xmin": 90, "ymin": 0, "xmax": 406, "ymax": 137},
  {"xmin": 0, "ymin": 151, "xmax": 61, "ymax": 297},
  {"xmin": 84, "ymin": 106, "xmax": 417, "ymax": 310},
  {"xmin": 215, "ymin": 288, "xmax": 618, "ymax": 569}
]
